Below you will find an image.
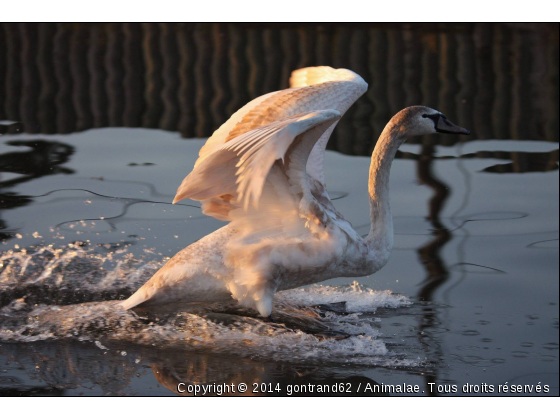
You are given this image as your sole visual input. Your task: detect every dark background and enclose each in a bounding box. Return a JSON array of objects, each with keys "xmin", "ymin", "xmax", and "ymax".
[{"xmin": 1, "ymin": 23, "xmax": 558, "ymax": 155}]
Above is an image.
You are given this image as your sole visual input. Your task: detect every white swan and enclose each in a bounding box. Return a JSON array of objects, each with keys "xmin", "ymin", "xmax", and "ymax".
[{"xmin": 122, "ymin": 66, "xmax": 469, "ymax": 317}]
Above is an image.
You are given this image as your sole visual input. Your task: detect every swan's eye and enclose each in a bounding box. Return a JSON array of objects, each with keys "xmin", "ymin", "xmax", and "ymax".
[
  {"xmin": 422, "ymin": 113, "xmax": 439, "ymax": 119},
  {"xmin": 422, "ymin": 113, "xmax": 439, "ymax": 121}
]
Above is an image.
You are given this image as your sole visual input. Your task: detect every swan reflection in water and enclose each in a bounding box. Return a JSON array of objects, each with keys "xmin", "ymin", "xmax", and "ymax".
[{"xmin": 154, "ymin": 353, "xmax": 389, "ymax": 396}]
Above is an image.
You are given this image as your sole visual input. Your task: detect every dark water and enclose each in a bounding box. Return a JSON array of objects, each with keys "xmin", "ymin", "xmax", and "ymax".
[{"xmin": 0, "ymin": 23, "xmax": 558, "ymax": 396}]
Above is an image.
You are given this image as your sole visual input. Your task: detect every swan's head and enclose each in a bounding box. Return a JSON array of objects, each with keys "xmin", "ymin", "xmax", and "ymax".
[{"xmin": 394, "ymin": 106, "xmax": 470, "ymax": 137}]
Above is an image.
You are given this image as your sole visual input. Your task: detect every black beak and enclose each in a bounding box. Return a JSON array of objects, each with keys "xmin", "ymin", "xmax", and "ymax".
[{"xmin": 435, "ymin": 116, "xmax": 470, "ymax": 135}]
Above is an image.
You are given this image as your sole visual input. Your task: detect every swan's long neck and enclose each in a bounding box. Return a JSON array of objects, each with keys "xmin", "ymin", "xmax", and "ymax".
[{"xmin": 365, "ymin": 120, "xmax": 407, "ymax": 259}]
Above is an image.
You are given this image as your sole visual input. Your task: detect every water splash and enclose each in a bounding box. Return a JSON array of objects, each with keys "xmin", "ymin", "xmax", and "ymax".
[{"xmin": 0, "ymin": 244, "xmax": 414, "ymax": 368}]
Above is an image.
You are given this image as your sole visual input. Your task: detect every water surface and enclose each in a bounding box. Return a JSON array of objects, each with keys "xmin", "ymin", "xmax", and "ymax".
[{"xmin": 0, "ymin": 127, "xmax": 557, "ymax": 395}]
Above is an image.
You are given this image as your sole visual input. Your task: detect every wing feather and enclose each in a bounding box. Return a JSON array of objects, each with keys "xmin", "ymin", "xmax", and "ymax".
[
  {"xmin": 174, "ymin": 110, "xmax": 341, "ymax": 212},
  {"xmin": 177, "ymin": 66, "xmax": 367, "ymax": 219},
  {"xmin": 192, "ymin": 67, "xmax": 367, "ymax": 176},
  {"xmin": 196, "ymin": 91, "xmax": 279, "ymax": 167}
]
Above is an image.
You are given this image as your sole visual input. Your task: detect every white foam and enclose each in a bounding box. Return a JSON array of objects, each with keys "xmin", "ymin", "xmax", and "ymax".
[{"xmin": 278, "ymin": 281, "xmax": 411, "ymax": 313}]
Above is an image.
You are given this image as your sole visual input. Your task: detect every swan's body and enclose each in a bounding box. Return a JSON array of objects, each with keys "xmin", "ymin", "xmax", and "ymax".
[{"xmin": 122, "ymin": 67, "xmax": 469, "ymax": 316}]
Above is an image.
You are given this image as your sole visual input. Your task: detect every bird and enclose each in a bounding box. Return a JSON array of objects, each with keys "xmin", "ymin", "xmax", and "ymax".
[{"xmin": 121, "ymin": 66, "xmax": 470, "ymax": 317}]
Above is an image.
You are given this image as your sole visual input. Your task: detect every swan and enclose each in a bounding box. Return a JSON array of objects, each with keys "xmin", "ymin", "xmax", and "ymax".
[{"xmin": 121, "ymin": 66, "xmax": 469, "ymax": 317}]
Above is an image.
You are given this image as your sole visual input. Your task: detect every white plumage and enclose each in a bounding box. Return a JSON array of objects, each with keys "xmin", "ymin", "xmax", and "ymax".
[{"xmin": 122, "ymin": 66, "xmax": 469, "ymax": 317}]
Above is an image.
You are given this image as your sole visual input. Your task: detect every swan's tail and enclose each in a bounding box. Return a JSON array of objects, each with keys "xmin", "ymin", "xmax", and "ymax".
[{"xmin": 121, "ymin": 286, "xmax": 151, "ymax": 310}]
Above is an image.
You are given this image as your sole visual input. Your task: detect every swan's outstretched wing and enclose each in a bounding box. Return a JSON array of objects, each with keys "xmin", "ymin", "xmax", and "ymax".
[
  {"xmin": 174, "ymin": 110, "xmax": 341, "ymax": 239},
  {"xmin": 193, "ymin": 66, "xmax": 367, "ymax": 184}
]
